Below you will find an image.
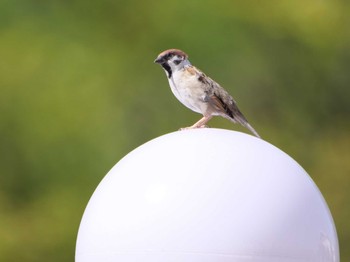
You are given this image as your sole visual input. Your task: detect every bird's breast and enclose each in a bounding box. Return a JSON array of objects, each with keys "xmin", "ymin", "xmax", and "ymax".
[{"xmin": 168, "ymin": 70, "xmax": 207, "ymax": 114}]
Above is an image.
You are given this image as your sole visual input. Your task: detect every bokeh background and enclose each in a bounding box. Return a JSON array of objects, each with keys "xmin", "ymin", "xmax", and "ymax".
[{"xmin": 0, "ymin": 0, "xmax": 349, "ymax": 261}]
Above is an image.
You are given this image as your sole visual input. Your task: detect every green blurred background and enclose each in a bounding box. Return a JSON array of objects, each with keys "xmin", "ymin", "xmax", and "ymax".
[{"xmin": 0, "ymin": 0, "xmax": 349, "ymax": 261}]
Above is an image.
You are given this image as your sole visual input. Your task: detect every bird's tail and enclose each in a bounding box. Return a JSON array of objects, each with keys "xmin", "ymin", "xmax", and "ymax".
[
  {"xmin": 242, "ymin": 122, "xmax": 260, "ymax": 138},
  {"xmin": 217, "ymin": 95, "xmax": 261, "ymax": 138},
  {"xmin": 228, "ymin": 112, "xmax": 260, "ymax": 138},
  {"xmin": 227, "ymin": 114, "xmax": 261, "ymax": 138}
]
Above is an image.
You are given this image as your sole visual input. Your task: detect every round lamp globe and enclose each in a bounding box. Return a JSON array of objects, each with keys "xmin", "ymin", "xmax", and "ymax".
[{"xmin": 76, "ymin": 129, "xmax": 339, "ymax": 262}]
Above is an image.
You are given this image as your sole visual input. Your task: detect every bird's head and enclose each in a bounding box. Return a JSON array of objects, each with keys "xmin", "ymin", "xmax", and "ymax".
[{"xmin": 154, "ymin": 49, "xmax": 190, "ymax": 78}]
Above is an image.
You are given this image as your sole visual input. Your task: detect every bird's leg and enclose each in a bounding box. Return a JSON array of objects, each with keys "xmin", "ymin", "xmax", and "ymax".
[
  {"xmin": 180, "ymin": 115, "xmax": 212, "ymax": 130},
  {"xmin": 191, "ymin": 115, "xmax": 212, "ymax": 128}
]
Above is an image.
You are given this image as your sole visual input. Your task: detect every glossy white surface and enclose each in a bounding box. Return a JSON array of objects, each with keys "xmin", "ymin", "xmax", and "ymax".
[{"xmin": 76, "ymin": 129, "xmax": 339, "ymax": 262}]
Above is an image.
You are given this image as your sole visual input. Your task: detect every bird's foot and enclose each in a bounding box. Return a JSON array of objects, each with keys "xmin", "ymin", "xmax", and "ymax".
[{"xmin": 179, "ymin": 125, "xmax": 209, "ymax": 131}]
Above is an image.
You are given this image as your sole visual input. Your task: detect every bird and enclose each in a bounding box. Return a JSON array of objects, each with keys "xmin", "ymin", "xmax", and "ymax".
[{"xmin": 154, "ymin": 49, "xmax": 260, "ymax": 138}]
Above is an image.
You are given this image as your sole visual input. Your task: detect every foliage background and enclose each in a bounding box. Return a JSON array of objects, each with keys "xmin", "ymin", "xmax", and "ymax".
[{"xmin": 0, "ymin": 0, "xmax": 349, "ymax": 261}]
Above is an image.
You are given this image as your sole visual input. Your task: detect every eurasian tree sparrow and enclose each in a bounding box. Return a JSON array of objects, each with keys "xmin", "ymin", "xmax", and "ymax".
[{"xmin": 154, "ymin": 49, "xmax": 260, "ymax": 138}]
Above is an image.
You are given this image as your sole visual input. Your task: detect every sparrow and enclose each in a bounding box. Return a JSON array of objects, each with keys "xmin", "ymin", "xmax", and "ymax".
[{"xmin": 154, "ymin": 49, "xmax": 260, "ymax": 138}]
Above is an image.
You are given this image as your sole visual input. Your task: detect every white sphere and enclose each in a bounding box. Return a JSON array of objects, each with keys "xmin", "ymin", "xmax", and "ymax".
[{"xmin": 76, "ymin": 129, "xmax": 339, "ymax": 262}]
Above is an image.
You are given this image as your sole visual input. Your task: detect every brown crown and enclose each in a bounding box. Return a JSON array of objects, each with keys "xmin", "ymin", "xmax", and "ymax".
[{"xmin": 157, "ymin": 49, "xmax": 188, "ymax": 59}]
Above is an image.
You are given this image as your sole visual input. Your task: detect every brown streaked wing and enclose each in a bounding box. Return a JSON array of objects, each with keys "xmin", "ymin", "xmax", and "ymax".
[{"xmin": 208, "ymin": 94, "xmax": 235, "ymax": 119}]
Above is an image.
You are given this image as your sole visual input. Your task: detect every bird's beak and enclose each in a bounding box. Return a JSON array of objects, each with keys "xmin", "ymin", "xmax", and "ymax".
[{"xmin": 154, "ymin": 56, "xmax": 164, "ymax": 64}]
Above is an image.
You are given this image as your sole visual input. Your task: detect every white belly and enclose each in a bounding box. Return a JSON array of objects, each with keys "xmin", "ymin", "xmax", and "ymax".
[{"xmin": 168, "ymin": 71, "xmax": 206, "ymax": 114}]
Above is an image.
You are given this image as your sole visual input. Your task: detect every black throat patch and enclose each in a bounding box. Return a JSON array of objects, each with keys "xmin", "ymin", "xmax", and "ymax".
[{"xmin": 161, "ymin": 63, "xmax": 172, "ymax": 78}]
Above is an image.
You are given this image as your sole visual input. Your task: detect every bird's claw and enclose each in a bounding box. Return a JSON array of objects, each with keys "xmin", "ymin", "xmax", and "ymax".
[{"xmin": 179, "ymin": 125, "xmax": 209, "ymax": 131}]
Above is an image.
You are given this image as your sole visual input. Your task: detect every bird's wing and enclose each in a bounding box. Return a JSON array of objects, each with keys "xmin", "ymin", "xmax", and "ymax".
[
  {"xmin": 190, "ymin": 66, "xmax": 260, "ymax": 137},
  {"xmin": 210, "ymin": 92, "xmax": 260, "ymax": 137},
  {"xmin": 190, "ymin": 66, "xmax": 241, "ymax": 119},
  {"xmin": 205, "ymin": 93, "xmax": 231, "ymax": 116},
  {"xmin": 193, "ymin": 67, "xmax": 260, "ymax": 137}
]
